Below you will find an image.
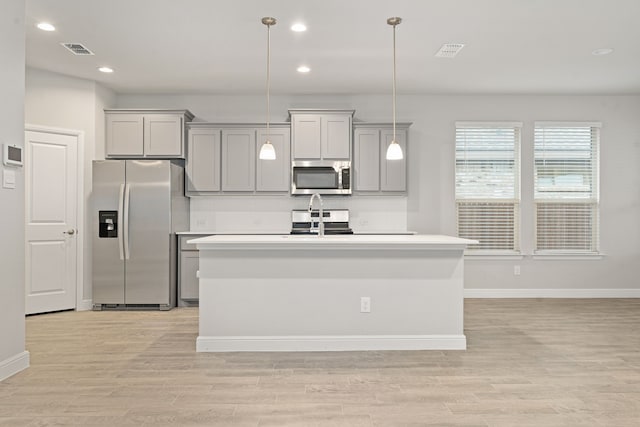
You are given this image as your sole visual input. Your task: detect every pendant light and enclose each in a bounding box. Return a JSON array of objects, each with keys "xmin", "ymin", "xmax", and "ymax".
[
  {"xmin": 386, "ymin": 17, "xmax": 403, "ymax": 160},
  {"xmin": 259, "ymin": 17, "xmax": 277, "ymax": 160}
]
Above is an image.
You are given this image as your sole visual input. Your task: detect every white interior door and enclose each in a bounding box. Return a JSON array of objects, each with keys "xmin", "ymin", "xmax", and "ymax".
[{"xmin": 25, "ymin": 130, "xmax": 78, "ymax": 315}]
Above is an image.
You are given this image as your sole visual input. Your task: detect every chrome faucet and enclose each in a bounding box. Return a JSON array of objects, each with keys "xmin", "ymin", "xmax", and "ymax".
[{"xmin": 308, "ymin": 193, "xmax": 324, "ymax": 237}]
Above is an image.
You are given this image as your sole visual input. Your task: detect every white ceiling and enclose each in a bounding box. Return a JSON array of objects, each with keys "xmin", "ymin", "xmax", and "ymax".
[{"xmin": 25, "ymin": 0, "xmax": 640, "ymax": 95}]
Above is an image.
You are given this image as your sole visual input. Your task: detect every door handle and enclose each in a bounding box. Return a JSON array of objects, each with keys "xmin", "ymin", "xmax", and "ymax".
[
  {"xmin": 118, "ymin": 183, "xmax": 125, "ymax": 260},
  {"xmin": 63, "ymin": 229, "xmax": 76, "ymax": 235},
  {"xmin": 123, "ymin": 183, "xmax": 131, "ymax": 260}
]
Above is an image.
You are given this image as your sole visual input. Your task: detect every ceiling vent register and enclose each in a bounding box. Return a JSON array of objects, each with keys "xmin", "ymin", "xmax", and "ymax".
[
  {"xmin": 435, "ymin": 43, "xmax": 465, "ymax": 58},
  {"xmin": 61, "ymin": 43, "xmax": 95, "ymax": 56}
]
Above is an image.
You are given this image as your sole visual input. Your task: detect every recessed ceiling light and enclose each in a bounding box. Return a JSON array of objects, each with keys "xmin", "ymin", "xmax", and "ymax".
[
  {"xmin": 291, "ymin": 23, "xmax": 307, "ymax": 32},
  {"xmin": 98, "ymin": 67, "xmax": 114, "ymax": 73},
  {"xmin": 592, "ymin": 48, "xmax": 614, "ymax": 56},
  {"xmin": 36, "ymin": 22, "xmax": 56, "ymax": 32},
  {"xmin": 297, "ymin": 65, "xmax": 311, "ymax": 73}
]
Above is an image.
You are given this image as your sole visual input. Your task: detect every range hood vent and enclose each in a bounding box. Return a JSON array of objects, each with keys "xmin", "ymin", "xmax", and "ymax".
[
  {"xmin": 435, "ymin": 43, "xmax": 465, "ymax": 58},
  {"xmin": 61, "ymin": 43, "xmax": 95, "ymax": 56}
]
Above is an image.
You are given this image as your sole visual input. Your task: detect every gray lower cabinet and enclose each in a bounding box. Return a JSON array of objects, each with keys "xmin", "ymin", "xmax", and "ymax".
[
  {"xmin": 178, "ymin": 234, "xmax": 210, "ymax": 305},
  {"xmin": 353, "ymin": 123, "xmax": 410, "ymax": 193},
  {"xmin": 186, "ymin": 123, "xmax": 290, "ymax": 196}
]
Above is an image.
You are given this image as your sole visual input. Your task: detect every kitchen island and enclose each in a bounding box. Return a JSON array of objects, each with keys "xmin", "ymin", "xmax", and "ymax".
[{"xmin": 190, "ymin": 234, "xmax": 477, "ymax": 352}]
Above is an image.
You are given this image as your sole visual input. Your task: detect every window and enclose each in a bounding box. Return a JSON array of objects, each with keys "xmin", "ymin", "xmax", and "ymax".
[
  {"xmin": 534, "ymin": 122, "xmax": 600, "ymax": 254},
  {"xmin": 455, "ymin": 122, "xmax": 521, "ymax": 252}
]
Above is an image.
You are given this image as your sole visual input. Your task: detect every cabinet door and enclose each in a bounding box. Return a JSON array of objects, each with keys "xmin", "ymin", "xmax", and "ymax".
[
  {"xmin": 256, "ymin": 127, "xmax": 290, "ymax": 192},
  {"xmin": 353, "ymin": 128, "xmax": 380, "ymax": 191},
  {"xmin": 179, "ymin": 251, "xmax": 199, "ymax": 300},
  {"xmin": 186, "ymin": 128, "xmax": 221, "ymax": 193},
  {"xmin": 381, "ymin": 129, "xmax": 407, "ymax": 192},
  {"xmin": 221, "ymin": 129, "xmax": 256, "ymax": 191},
  {"xmin": 321, "ymin": 115, "xmax": 351, "ymax": 159},
  {"xmin": 144, "ymin": 114, "xmax": 183, "ymax": 157},
  {"xmin": 292, "ymin": 115, "xmax": 321, "ymax": 159},
  {"xmin": 106, "ymin": 114, "xmax": 144, "ymax": 157}
]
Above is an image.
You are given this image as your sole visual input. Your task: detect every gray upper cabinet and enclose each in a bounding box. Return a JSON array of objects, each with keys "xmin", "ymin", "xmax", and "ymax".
[
  {"xmin": 256, "ymin": 127, "xmax": 290, "ymax": 192},
  {"xmin": 380, "ymin": 128, "xmax": 408, "ymax": 192},
  {"xmin": 186, "ymin": 127, "xmax": 221, "ymax": 194},
  {"xmin": 353, "ymin": 123, "xmax": 410, "ymax": 193},
  {"xmin": 290, "ymin": 109, "xmax": 354, "ymax": 160},
  {"xmin": 221, "ymin": 129, "xmax": 256, "ymax": 192},
  {"xmin": 353, "ymin": 127, "xmax": 381, "ymax": 191},
  {"xmin": 105, "ymin": 113, "xmax": 144, "ymax": 157},
  {"xmin": 185, "ymin": 123, "xmax": 290, "ymax": 196},
  {"xmin": 105, "ymin": 109, "xmax": 193, "ymax": 159},
  {"xmin": 291, "ymin": 114, "xmax": 321, "ymax": 159}
]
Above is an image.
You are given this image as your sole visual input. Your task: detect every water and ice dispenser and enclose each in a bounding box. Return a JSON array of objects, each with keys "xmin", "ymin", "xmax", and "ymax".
[{"xmin": 98, "ymin": 211, "xmax": 118, "ymax": 238}]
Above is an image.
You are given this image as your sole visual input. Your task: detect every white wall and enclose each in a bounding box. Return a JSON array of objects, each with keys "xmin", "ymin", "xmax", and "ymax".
[
  {"xmin": 119, "ymin": 93, "xmax": 640, "ymax": 293},
  {"xmin": 0, "ymin": 0, "xmax": 28, "ymax": 381},
  {"xmin": 21, "ymin": 83, "xmax": 640, "ymax": 296},
  {"xmin": 25, "ymin": 67, "xmax": 116, "ymax": 303}
]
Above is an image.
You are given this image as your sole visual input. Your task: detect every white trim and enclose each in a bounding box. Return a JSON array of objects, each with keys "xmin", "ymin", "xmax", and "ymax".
[
  {"xmin": 24, "ymin": 124, "xmax": 86, "ymax": 312},
  {"xmin": 0, "ymin": 351, "xmax": 30, "ymax": 382},
  {"xmin": 77, "ymin": 299, "xmax": 94, "ymax": 311},
  {"xmin": 455, "ymin": 121, "xmax": 523, "ymax": 128},
  {"xmin": 196, "ymin": 335, "xmax": 467, "ymax": 352},
  {"xmin": 464, "ymin": 289, "xmax": 640, "ymax": 298},
  {"xmin": 534, "ymin": 121, "xmax": 602, "ymax": 128}
]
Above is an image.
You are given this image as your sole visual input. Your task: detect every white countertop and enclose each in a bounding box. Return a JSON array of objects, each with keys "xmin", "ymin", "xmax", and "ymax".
[
  {"xmin": 177, "ymin": 231, "xmax": 418, "ymax": 235},
  {"xmin": 190, "ymin": 234, "xmax": 477, "ymax": 251}
]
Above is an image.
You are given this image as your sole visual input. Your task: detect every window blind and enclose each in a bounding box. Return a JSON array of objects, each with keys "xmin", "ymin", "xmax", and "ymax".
[
  {"xmin": 534, "ymin": 123, "xmax": 600, "ymax": 253},
  {"xmin": 455, "ymin": 123, "xmax": 521, "ymax": 251}
]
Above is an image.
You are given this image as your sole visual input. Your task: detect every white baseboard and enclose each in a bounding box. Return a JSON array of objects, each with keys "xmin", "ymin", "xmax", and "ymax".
[
  {"xmin": 0, "ymin": 351, "xmax": 30, "ymax": 382},
  {"xmin": 464, "ymin": 289, "xmax": 640, "ymax": 298},
  {"xmin": 197, "ymin": 334, "xmax": 467, "ymax": 352},
  {"xmin": 77, "ymin": 299, "xmax": 93, "ymax": 311}
]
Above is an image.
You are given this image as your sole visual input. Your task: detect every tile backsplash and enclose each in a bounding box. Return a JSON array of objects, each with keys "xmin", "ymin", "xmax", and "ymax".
[{"xmin": 189, "ymin": 195, "xmax": 408, "ymax": 233}]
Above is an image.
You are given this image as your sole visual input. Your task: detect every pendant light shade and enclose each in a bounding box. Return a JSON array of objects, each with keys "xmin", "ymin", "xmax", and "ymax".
[
  {"xmin": 259, "ymin": 140, "xmax": 276, "ymax": 159},
  {"xmin": 386, "ymin": 140, "xmax": 403, "ymax": 160},
  {"xmin": 259, "ymin": 17, "xmax": 277, "ymax": 160},
  {"xmin": 386, "ymin": 16, "xmax": 403, "ymax": 161}
]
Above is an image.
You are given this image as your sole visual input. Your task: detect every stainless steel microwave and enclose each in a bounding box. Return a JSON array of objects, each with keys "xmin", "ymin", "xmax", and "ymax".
[{"xmin": 291, "ymin": 160, "xmax": 351, "ymax": 195}]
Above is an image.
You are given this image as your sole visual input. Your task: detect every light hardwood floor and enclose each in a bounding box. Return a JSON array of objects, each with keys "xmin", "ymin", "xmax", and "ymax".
[{"xmin": 1, "ymin": 299, "xmax": 640, "ymax": 426}]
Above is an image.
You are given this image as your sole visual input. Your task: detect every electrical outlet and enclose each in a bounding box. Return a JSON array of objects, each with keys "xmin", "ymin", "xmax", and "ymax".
[
  {"xmin": 360, "ymin": 297, "xmax": 371, "ymax": 313},
  {"xmin": 514, "ymin": 265, "xmax": 521, "ymax": 276}
]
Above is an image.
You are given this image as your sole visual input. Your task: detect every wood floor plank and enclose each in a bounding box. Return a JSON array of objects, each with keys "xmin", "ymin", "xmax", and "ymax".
[{"xmin": 0, "ymin": 299, "xmax": 638, "ymax": 425}]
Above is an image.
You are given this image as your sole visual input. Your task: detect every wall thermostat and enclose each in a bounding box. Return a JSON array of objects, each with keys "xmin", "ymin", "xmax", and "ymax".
[{"xmin": 3, "ymin": 144, "xmax": 23, "ymax": 167}]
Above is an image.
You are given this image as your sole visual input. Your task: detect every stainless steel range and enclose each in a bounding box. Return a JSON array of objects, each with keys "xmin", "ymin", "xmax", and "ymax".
[{"xmin": 290, "ymin": 209, "xmax": 353, "ymax": 235}]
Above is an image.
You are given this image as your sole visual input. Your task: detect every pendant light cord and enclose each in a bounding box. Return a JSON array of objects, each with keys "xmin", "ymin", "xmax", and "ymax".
[
  {"xmin": 392, "ymin": 22, "xmax": 397, "ymax": 143},
  {"xmin": 266, "ymin": 22, "xmax": 271, "ymax": 141}
]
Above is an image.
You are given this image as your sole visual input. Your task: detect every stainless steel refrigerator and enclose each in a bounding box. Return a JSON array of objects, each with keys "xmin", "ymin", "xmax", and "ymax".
[{"xmin": 92, "ymin": 160, "xmax": 189, "ymax": 310}]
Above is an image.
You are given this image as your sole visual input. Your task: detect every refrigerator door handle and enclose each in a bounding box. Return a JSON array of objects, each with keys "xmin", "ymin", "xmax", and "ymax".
[
  {"xmin": 123, "ymin": 183, "xmax": 131, "ymax": 260},
  {"xmin": 117, "ymin": 184, "xmax": 125, "ymax": 261}
]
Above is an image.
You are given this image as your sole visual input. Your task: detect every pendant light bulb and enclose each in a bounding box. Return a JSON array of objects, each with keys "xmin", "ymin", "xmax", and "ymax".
[
  {"xmin": 386, "ymin": 17, "xmax": 403, "ymax": 161},
  {"xmin": 260, "ymin": 17, "xmax": 277, "ymax": 160}
]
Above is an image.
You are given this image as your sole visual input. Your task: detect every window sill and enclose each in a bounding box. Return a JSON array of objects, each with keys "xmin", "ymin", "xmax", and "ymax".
[
  {"xmin": 464, "ymin": 251, "xmax": 524, "ymax": 260},
  {"xmin": 532, "ymin": 253, "xmax": 605, "ymax": 260}
]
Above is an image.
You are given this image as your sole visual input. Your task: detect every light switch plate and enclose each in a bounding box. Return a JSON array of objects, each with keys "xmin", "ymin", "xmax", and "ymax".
[{"xmin": 3, "ymin": 169, "xmax": 16, "ymax": 189}]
